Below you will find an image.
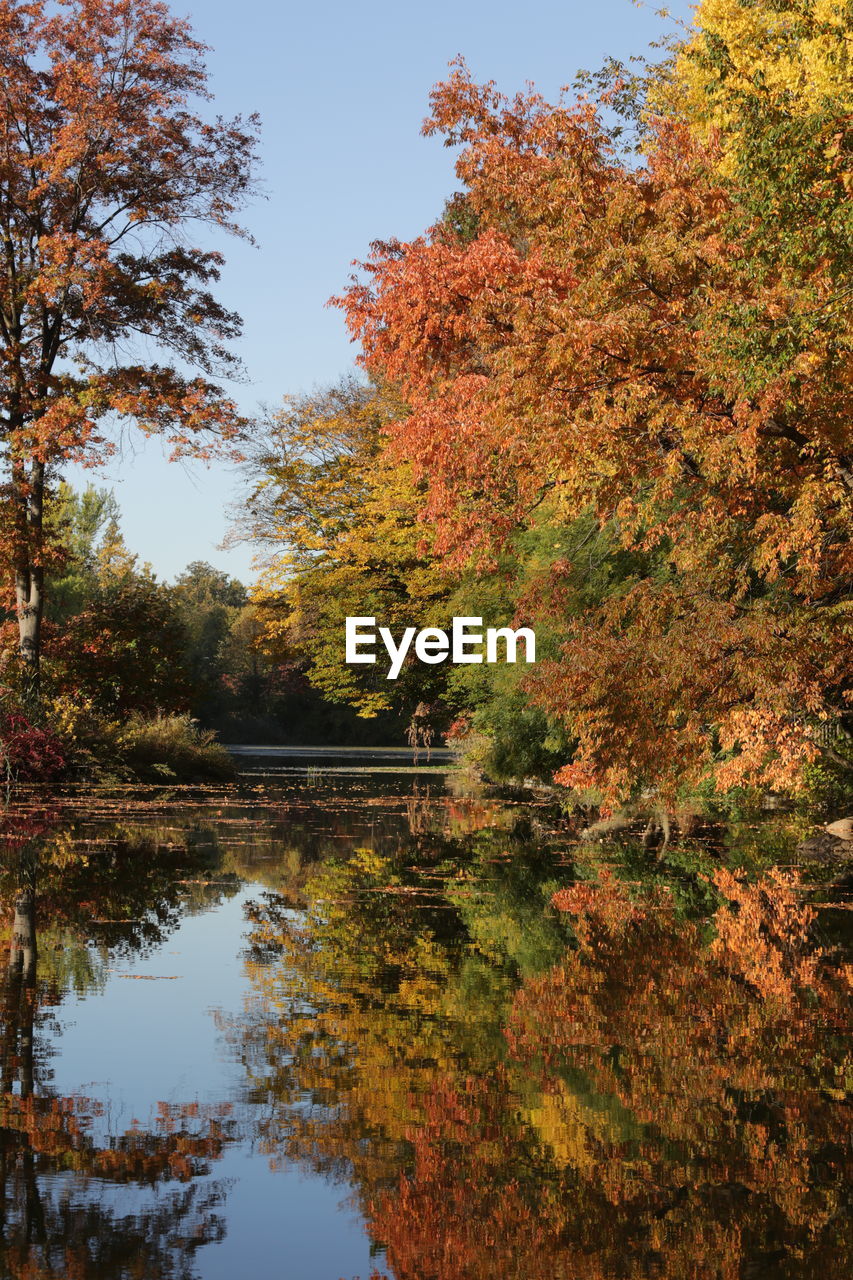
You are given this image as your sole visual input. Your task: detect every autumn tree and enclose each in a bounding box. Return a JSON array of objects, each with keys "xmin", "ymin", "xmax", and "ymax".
[
  {"xmin": 0, "ymin": 0, "xmax": 259, "ymax": 698},
  {"xmin": 241, "ymin": 378, "xmax": 458, "ymax": 721},
  {"xmin": 336, "ymin": 15, "xmax": 852, "ymax": 801},
  {"xmin": 241, "ymin": 377, "xmax": 584, "ymax": 760},
  {"xmin": 49, "ymin": 531, "xmax": 193, "ymax": 717},
  {"xmin": 0, "ymin": 483, "xmax": 195, "ymax": 720}
]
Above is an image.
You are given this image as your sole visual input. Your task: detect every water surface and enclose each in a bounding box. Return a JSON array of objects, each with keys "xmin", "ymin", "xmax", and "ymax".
[{"xmin": 0, "ymin": 761, "xmax": 849, "ymax": 1278}]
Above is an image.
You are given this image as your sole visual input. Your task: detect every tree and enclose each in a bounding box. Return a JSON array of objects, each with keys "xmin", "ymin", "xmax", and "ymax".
[
  {"xmin": 44, "ymin": 480, "xmax": 122, "ymax": 619},
  {"xmin": 335, "ymin": 37, "xmax": 852, "ymax": 801},
  {"xmin": 171, "ymin": 560, "xmax": 248, "ymax": 718},
  {"xmin": 47, "ymin": 537, "xmax": 193, "ymax": 716},
  {"xmin": 0, "ymin": 0, "xmax": 259, "ymax": 698},
  {"xmin": 242, "ymin": 378, "xmax": 458, "ymax": 720},
  {"xmin": 10, "ymin": 484, "xmax": 194, "ymax": 716}
]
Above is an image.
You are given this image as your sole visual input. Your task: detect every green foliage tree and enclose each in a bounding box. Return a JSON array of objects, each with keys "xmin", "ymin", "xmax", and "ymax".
[
  {"xmin": 171, "ymin": 560, "xmax": 248, "ymax": 721},
  {"xmin": 37, "ymin": 486, "xmax": 193, "ymax": 717}
]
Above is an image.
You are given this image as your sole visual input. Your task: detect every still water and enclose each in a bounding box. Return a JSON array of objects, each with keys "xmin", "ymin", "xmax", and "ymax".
[{"xmin": 0, "ymin": 757, "xmax": 850, "ymax": 1279}]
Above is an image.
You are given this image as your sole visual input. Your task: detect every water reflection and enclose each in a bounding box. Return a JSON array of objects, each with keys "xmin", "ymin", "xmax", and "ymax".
[
  {"xmin": 0, "ymin": 809, "xmax": 235, "ymax": 1280},
  {"xmin": 0, "ymin": 776, "xmax": 849, "ymax": 1279},
  {"xmin": 229, "ymin": 819, "xmax": 852, "ymax": 1280}
]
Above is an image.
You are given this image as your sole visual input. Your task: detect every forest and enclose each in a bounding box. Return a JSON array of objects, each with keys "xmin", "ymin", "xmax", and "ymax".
[{"xmin": 0, "ymin": 0, "xmax": 850, "ymax": 816}]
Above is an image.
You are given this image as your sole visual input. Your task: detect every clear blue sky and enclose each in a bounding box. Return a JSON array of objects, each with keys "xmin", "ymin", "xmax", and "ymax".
[{"xmin": 67, "ymin": 0, "xmax": 693, "ymax": 584}]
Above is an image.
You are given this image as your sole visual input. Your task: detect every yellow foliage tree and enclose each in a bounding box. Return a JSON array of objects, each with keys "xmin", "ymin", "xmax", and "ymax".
[
  {"xmin": 677, "ymin": 0, "xmax": 853, "ymax": 133},
  {"xmin": 243, "ymin": 379, "xmax": 457, "ymax": 717}
]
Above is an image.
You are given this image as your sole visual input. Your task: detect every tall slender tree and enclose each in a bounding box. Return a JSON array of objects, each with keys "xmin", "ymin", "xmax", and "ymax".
[{"xmin": 0, "ymin": 0, "xmax": 259, "ymax": 697}]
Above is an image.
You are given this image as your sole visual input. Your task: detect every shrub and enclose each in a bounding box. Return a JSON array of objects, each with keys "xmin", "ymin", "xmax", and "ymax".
[
  {"xmin": 116, "ymin": 713, "xmax": 235, "ymax": 782},
  {"xmin": 0, "ymin": 709, "xmax": 67, "ymax": 782}
]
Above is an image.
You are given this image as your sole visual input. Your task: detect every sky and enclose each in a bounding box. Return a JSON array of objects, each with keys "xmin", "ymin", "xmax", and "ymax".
[{"xmin": 66, "ymin": 0, "xmax": 693, "ymax": 584}]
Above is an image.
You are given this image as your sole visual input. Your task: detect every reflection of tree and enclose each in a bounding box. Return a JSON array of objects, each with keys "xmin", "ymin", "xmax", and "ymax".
[
  {"xmin": 365, "ymin": 1072, "xmax": 591, "ymax": 1280},
  {"xmin": 500, "ymin": 870, "xmax": 852, "ymax": 1278},
  {"xmin": 0, "ymin": 803, "xmax": 240, "ymax": 975},
  {"xmin": 2, "ymin": 1180, "xmax": 225, "ymax": 1280},
  {"xmin": 0, "ymin": 1091, "xmax": 229, "ymax": 1280},
  {"xmin": 2, "ymin": 882, "xmax": 38, "ymax": 1098},
  {"xmin": 221, "ymin": 779, "xmax": 524, "ymax": 900},
  {"xmin": 0, "ymin": 814, "xmax": 236, "ymax": 1280},
  {"xmin": 231, "ymin": 851, "xmax": 465, "ymax": 1186},
  {"xmin": 230, "ymin": 839, "xmax": 851, "ymax": 1280},
  {"xmin": 222, "ymin": 834, "xmax": 572, "ymax": 1258}
]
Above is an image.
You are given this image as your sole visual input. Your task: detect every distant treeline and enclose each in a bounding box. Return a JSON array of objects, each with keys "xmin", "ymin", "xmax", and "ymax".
[{"xmin": 2, "ymin": 484, "xmax": 406, "ymax": 770}]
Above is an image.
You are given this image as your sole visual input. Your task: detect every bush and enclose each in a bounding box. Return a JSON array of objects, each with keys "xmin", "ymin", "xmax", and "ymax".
[
  {"xmin": 0, "ymin": 709, "xmax": 67, "ymax": 782},
  {"xmin": 116, "ymin": 713, "xmax": 236, "ymax": 783}
]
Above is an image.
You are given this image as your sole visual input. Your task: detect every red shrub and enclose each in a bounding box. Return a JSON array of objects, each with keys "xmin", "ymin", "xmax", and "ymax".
[{"xmin": 0, "ymin": 711, "xmax": 67, "ymax": 781}]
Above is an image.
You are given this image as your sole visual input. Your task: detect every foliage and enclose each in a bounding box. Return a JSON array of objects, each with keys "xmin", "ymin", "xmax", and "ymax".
[
  {"xmin": 243, "ymin": 378, "xmax": 458, "ymax": 721},
  {"xmin": 443, "ymin": 510, "xmax": 639, "ymax": 780},
  {"xmin": 675, "ymin": 0, "xmax": 853, "ymax": 152},
  {"xmin": 0, "ymin": 707, "xmax": 66, "ymax": 781},
  {"xmin": 19, "ymin": 481, "xmax": 407, "ymax": 763},
  {"xmin": 329, "ymin": 17, "xmax": 851, "ymax": 801},
  {"xmin": 45, "ymin": 481, "xmax": 123, "ymax": 618},
  {"xmin": 52, "ymin": 571, "xmax": 192, "ymax": 718},
  {"xmin": 241, "ymin": 385, "xmax": 624, "ymax": 765},
  {"xmin": 0, "ymin": 0, "xmax": 259, "ymax": 692},
  {"xmin": 29, "ymin": 485, "xmax": 193, "ymax": 719},
  {"xmin": 170, "ymin": 558, "xmax": 254, "ymax": 724},
  {"xmin": 114, "ymin": 712, "xmax": 235, "ymax": 782}
]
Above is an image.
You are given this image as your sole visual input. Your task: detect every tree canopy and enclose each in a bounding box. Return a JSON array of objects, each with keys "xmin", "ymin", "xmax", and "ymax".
[
  {"xmin": 316, "ymin": 0, "xmax": 853, "ymax": 800},
  {"xmin": 0, "ymin": 0, "xmax": 259, "ymax": 693}
]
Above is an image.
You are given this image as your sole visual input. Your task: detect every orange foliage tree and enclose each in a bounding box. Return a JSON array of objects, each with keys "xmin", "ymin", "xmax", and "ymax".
[
  {"xmin": 336, "ymin": 42, "xmax": 852, "ymax": 800},
  {"xmin": 0, "ymin": 0, "xmax": 259, "ymax": 695}
]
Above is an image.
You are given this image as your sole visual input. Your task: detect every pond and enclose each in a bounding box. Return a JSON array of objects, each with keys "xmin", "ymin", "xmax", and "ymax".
[{"xmin": 0, "ymin": 755, "xmax": 850, "ymax": 1279}]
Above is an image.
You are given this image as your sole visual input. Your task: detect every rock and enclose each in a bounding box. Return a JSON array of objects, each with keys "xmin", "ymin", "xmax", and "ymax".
[
  {"xmin": 796, "ymin": 831, "xmax": 853, "ymax": 864},
  {"xmin": 796, "ymin": 816, "xmax": 853, "ymax": 861}
]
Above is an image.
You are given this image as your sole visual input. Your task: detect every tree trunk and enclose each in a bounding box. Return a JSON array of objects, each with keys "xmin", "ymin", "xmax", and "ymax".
[
  {"xmin": 9, "ymin": 887, "xmax": 37, "ymax": 1099},
  {"xmin": 13, "ymin": 460, "xmax": 45, "ymax": 705},
  {"xmin": 9, "ymin": 887, "xmax": 37, "ymax": 987}
]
